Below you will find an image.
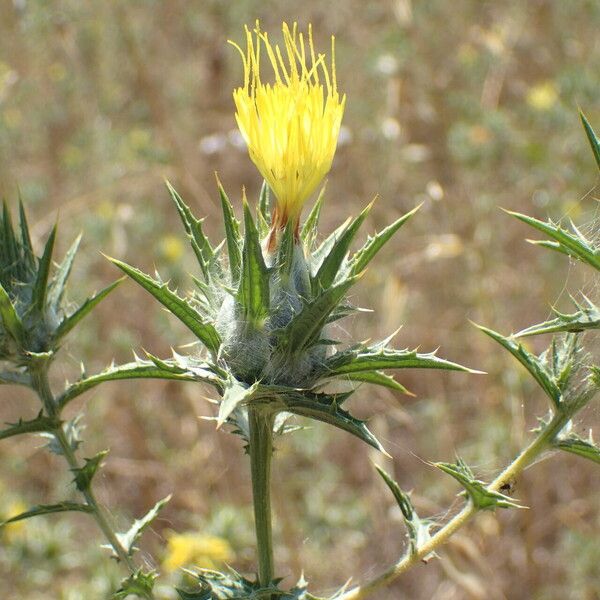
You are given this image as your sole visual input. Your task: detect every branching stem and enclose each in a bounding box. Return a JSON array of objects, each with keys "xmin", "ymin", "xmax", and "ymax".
[
  {"xmin": 30, "ymin": 365, "xmax": 141, "ymax": 578},
  {"xmin": 337, "ymin": 412, "xmax": 569, "ymax": 600}
]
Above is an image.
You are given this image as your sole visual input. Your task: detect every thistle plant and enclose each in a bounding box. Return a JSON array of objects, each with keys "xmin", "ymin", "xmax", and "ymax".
[{"xmin": 1, "ymin": 21, "xmax": 599, "ymax": 600}]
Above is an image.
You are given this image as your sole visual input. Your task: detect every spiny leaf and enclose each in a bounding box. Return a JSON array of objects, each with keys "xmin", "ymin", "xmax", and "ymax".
[
  {"xmin": 341, "ymin": 370, "xmax": 411, "ymax": 394},
  {"xmin": 301, "ymin": 183, "xmax": 327, "ymax": 248},
  {"xmin": 375, "ymin": 465, "xmax": 433, "ymax": 556},
  {"xmin": 238, "ymin": 197, "xmax": 270, "ymax": 327},
  {"xmin": 58, "ymin": 359, "xmax": 206, "ymax": 409},
  {"xmin": 257, "ymin": 180, "xmax": 271, "ymax": 236},
  {"xmin": 324, "ymin": 346, "xmax": 476, "ymax": 377},
  {"xmin": 72, "ymin": 450, "xmax": 108, "ymax": 491},
  {"xmin": 0, "ymin": 413, "xmax": 58, "ymax": 442},
  {"xmin": 580, "ymin": 110, "xmax": 600, "ymax": 171},
  {"xmin": 435, "ymin": 458, "xmax": 524, "ymax": 510},
  {"xmin": 217, "ymin": 180, "xmax": 242, "ymax": 283},
  {"xmin": 112, "ymin": 570, "xmax": 157, "ymax": 600},
  {"xmin": 0, "ymin": 282, "xmax": 25, "ymax": 344},
  {"xmin": 117, "ymin": 496, "xmax": 171, "ymax": 556},
  {"xmin": 166, "ymin": 181, "xmax": 215, "ymax": 278},
  {"xmin": 516, "ymin": 299, "xmax": 600, "ymax": 337},
  {"xmin": 55, "ymin": 278, "xmax": 123, "ymax": 340},
  {"xmin": 48, "ymin": 234, "xmax": 81, "ymax": 310},
  {"xmin": 32, "ymin": 223, "xmax": 57, "ymax": 312},
  {"xmin": 282, "ymin": 275, "xmax": 361, "ymax": 355},
  {"xmin": 218, "ymin": 376, "xmax": 259, "ymax": 427},
  {"xmin": 350, "ymin": 203, "xmax": 422, "ymax": 275},
  {"xmin": 313, "ymin": 201, "xmax": 373, "ymax": 291},
  {"xmin": 282, "ymin": 392, "xmax": 388, "ymax": 455},
  {"xmin": 0, "ymin": 502, "xmax": 93, "ymax": 526},
  {"xmin": 506, "ymin": 210, "xmax": 600, "ymax": 271},
  {"xmin": 476, "ymin": 324, "xmax": 562, "ymax": 409},
  {"xmin": 1, "ymin": 201, "xmax": 18, "ymax": 275},
  {"xmin": 109, "ymin": 258, "xmax": 221, "ymax": 355},
  {"xmin": 18, "ymin": 198, "xmax": 34, "ymax": 265},
  {"xmin": 556, "ymin": 433, "xmax": 600, "ymax": 465}
]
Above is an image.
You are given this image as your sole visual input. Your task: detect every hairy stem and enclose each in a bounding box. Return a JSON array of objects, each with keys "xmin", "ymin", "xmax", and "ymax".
[
  {"xmin": 248, "ymin": 407, "xmax": 275, "ymax": 588},
  {"xmin": 337, "ymin": 412, "xmax": 569, "ymax": 600},
  {"xmin": 30, "ymin": 365, "xmax": 139, "ymax": 575}
]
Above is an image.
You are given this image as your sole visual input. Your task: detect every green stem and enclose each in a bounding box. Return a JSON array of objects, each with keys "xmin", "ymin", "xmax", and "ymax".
[
  {"xmin": 337, "ymin": 412, "xmax": 569, "ymax": 600},
  {"xmin": 30, "ymin": 365, "xmax": 138, "ymax": 575},
  {"xmin": 248, "ymin": 407, "xmax": 275, "ymax": 588}
]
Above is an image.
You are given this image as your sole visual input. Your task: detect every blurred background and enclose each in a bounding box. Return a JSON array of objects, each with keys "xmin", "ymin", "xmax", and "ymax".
[{"xmin": 0, "ymin": 1, "xmax": 599, "ymax": 598}]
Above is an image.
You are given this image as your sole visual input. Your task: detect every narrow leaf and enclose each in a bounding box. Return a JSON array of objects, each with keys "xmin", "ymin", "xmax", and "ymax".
[
  {"xmin": 1, "ymin": 502, "xmax": 93, "ymax": 526},
  {"xmin": 218, "ymin": 377, "xmax": 259, "ymax": 427},
  {"xmin": 55, "ymin": 278, "xmax": 124, "ymax": 339},
  {"xmin": 341, "ymin": 370, "xmax": 411, "ymax": 394},
  {"xmin": 301, "ymin": 183, "xmax": 327, "ymax": 248},
  {"xmin": 238, "ymin": 197, "xmax": 270, "ymax": 327},
  {"xmin": 217, "ymin": 180, "xmax": 242, "ymax": 283},
  {"xmin": 32, "ymin": 224, "xmax": 57, "ymax": 312},
  {"xmin": 0, "ymin": 282, "xmax": 25, "ymax": 343},
  {"xmin": 506, "ymin": 210, "xmax": 600, "ymax": 271},
  {"xmin": 0, "ymin": 413, "xmax": 58, "ymax": 442},
  {"xmin": 516, "ymin": 301, "xmax": 600, "ymax": 337},
  {"xmin": 435, "ymin": 458, "xmax": 524, "ymax": 510},
  {"xmin": 556, "ymin": 433, "xmax": 600, "ymax": 465},
  {"xmin": 117, "ymin": 496, "xmax": 171, "ymax": 555},
  {"xmin": 350, "ymin": 204, "xmax": 422, "ymax": 275},
  {"xmin": 313, "ymin": 201, "xmax": 373, "ymax": 291},
  {"xmin": 580, "ymin": 110, "xmax": 600, "ymax": 171},
  {"xmin": 476, "ymin": 324, "xmax": 561, "ymax": 409},
  {"xmin": 48, "ymin": 234, "xmax": 81, "ymax": 310},
  {"xmin": 72, "ymin": 450, "xmax": 108, "ymax": 491},
  {"xmin": 109, "ymin": 258, "xmax": 221, "ymax": 355}
]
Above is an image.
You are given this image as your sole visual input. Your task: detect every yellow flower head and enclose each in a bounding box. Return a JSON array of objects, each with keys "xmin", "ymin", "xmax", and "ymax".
[
  {"xmin": 230, "ymin": 22, "xmax": 346, "ymax": 233},
  {"xmin": 162, "ymin": 531, "xmax": 233, "ymax": 572}
]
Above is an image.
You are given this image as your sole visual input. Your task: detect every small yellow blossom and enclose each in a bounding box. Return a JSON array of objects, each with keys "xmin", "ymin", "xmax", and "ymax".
[
  {"xmin": 159, "ymin": 234, "xmax": 185, "ymax": 263},
  {"xmin": 162, "ymin": 531, "xmax": 233, "ymax": 572},
  {"xmin": 230, "ymin": 22, "xmax": 345, "ymax": 234},
  {"xmin": 527, "ymin": 81, "xmax": 558, "ymax": 111},
  {"xmin": 1, "ymin": 500, "xmax": 28, "ymax": 543}
]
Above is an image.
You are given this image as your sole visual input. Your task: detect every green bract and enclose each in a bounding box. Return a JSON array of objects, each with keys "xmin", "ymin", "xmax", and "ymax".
[{"xmin": 110, "ymin": 181, "xmax": 474, "ymax": 453}]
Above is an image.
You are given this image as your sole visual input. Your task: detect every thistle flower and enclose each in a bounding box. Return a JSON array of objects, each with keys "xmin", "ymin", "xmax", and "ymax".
[{"xmin": 230, "ymin": 22, "xmax": 345, "ymax": 240}]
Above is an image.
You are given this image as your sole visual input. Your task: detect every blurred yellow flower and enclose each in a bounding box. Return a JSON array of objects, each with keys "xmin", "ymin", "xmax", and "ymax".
[
  {"xmin": 230, "ymin": 22, "xmax": 345, "ymax": 235},
  {"xmin": 162, "ymin": 531, "xmax": 233, "ymax": 572},
  {"xmin": 1, "ymin": 500, "xmax": 28, "ymax": 543},
  {"xmin": 527, "ymin": 81, "xmax": 558, "ymax": 111},
  {"xmin": 159, "ymin": 234, "xmax": 185, "ymax": 263}
]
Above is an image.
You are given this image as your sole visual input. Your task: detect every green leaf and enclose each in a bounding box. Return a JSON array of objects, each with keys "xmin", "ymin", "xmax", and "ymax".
[
  {"xmin": 257, "ymin": 180, "xmax": 272, "ymax": 236},
  {"xmin": 166, "ymin": 181, "xmax": 215, "ymax": 279},
  {"xmin": 109, "ymin": 258, "xmax": 221, "ymax": 355},
  {"xmin": 0, "ymin": 502, "xmax": 93, "ymax": 526},
  {"xmin": 282, "ymin": 392, "xmax": 388, "ymax": 454},
  {"xmin": 32, "ymin": 223, "xmax": 57, "ymax": 312},
  {"xmin": 55, "ymin": 278, "xmax": 124, "ymax": 339},
  {"xmin": 375, "ymin": 465, "xmax": 433, "ymax": 556},
  {"xmin": 556, "ymin": 433, "xmax": 600, "ymax": 465},
  {"xmin": 0, "ymin": 412, "xmax": 58, "ymax": 442},
  {"xmin": 341, "ymin": 370, "xmax": 411, "ymax": 394},
  {"xmin": 349, "ymin": 203, "xmax": 422, "ymax": 275},
  {"xmin": 516, "ymin": 298, "xmax": 600, "ymax": 337},
  {"xmin": 48, "ymin": 234, "xmax": 81, "ymax": 310},
  {"xmin": 117, "ymin": 496, "xmax": 171, "ymax": 556},
  {"xmin": 72, "ymin": 450, "xmax": 108, "ymax": 491},
  {"xmin": 435, "ymin": 458, "xmax": 524, "ymax": 510},
  {"xmin": 217, "ymin": 180, "xmax": 242, "ymax": 283},
  {"xmin": 324, "ymin": 346, "xmax": 476, "ymax": 377},
  {"xmin": 476, "ymin": 324, "xmax": 562, "ymax": 409},
  {"xmin": 301, "ymin": 183, "xmax": 327, "ymax": 248},
  {"xmin": 176, "ymin": 587, "xmax": 211, "ymax": 600},
  {"xmin": 312, "ymin": 201, "xmax": 373, "ymax": 291},
  {"xmin": 277, "ymin": 220, "xmax": 295, "ymax": 281},
  {"xmin": 58, "ymin": 359, "xmax": 207, "ymax": 409},
  {"xmin": 1, "ymin": 201, "xmax": 18, "ymax": 277},
  {"xmin": 218, "ymin": 376, "xmax": 259, "ymax": 427},
  {"xmin": 506, "ymin": 210, "xmax": 600, "ymax": 271},
  {"xmin": 0, "ymin": 282, "xmax": 25, "ymax": 344},
  {"xmin": 113, "ymin": 570, "xmax": 157, "ymax": 600},
  {"xmin": 18, "ymin": 198, "xmax": 34, "ymax": 266},
  {"xmin": 238, "ymin": 199, "xmax": 270, "ymax": 327},
  {"xmin": 282, "ymin": 275, "xmax": 361, "ymax": 355},
  {"xmin": 580, "ymin": 110, "xmax": 600, "ymax": 171}
]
